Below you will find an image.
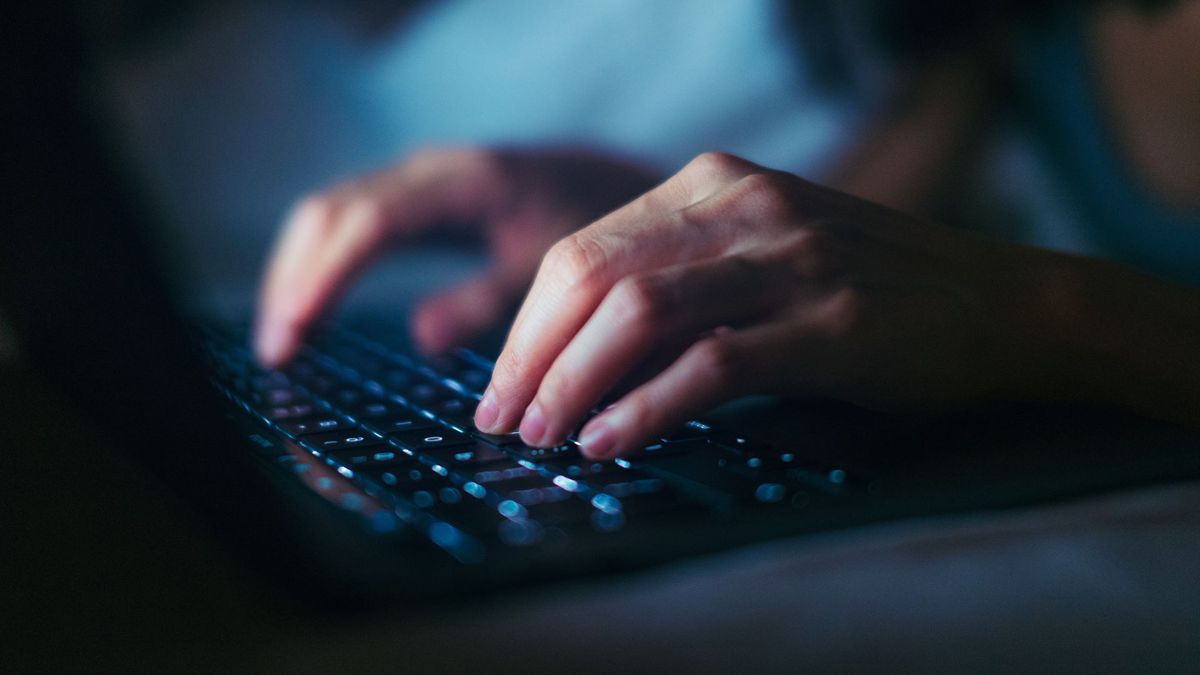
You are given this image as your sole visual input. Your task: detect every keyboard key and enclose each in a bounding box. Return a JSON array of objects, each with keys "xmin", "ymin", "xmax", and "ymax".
[
  {"xmin": 657, "ymin": 419, "xmax": 722, "ymax": 442},
  {"xmin": 328, "ymin": 446, "xmax": 407, "ymax": 466},
  {"xmin": 454, "ymin": 418, "xmax": 524, "ymax": 446},
  {"xmin": 398, "ymin": 383, "xmax": 461, "ymax": 411},
  {"xmin": 278, "ymin": 416, "xmax": 346, "ymax": 436},
  {"xmin": 360, "ymin": 413, "xmax": 436, "ymax": 435},
  {"xmin": 300, "ymin": 429, "xmax": 383, "ymax": 454},
  {"xmin": 262, "ymin": 403, "xmax": 317, "ymax": 421},
  {"xmin": 300, "ymin": 375, "xmax": 338, "ymax": 396},
  {"xmin": 431, "ymin": 496, "xmax": 510, "ymax": 538},
  {"xmin": 456, "ymin": 368, "xmax": 491, "ymax": 392},
  {"xmin": 251, "ymin": 388, "xmax": 303, "ymax": 407},
  {"xmin": 523, "ymin": 498, "xmax": 595, "ymax": 526},
  {"xmin": 430, "ymin": 396, "xmax": 473, "ymax": 421},
  {"xmin": 388, "ymin": 427, "xmax": 473, "ymax": 453},
  {"xmin": 380, "ymin": 369, "xmax": 417, "ymax": 391},
  {"xmin": 420, "ymin": 442, "xmax": 510, "ymax": 466},
  {"xmin": 549, "ymin": 460, "xmax": 625, "ymax": 479},
  {"xmin": 711, "ymin": 433, "xmax": 772, "ymax": 456},
  {"xmin": 471, "ymin": 463, "xmax": 539, "ymax": 484},
  {"xmin": 585, "ymin": 475, "xmax": 666, "ymax": 498},
  {"xmin": 248, "ymin": 372, "xmax": 290, "ymax": 391},
  {"xmin": 351, "ymin": 401, "xmax": 395, "ymax": 419},
  {"xmin": 361, "ymin": 462, "xmax": 444, "ymax": 489},
  {"xmin": 328, "ymin": 387, "xmax": 376, "ymax": 408},
  {"xmin": 509, "ymin": 444, "xmax": 580, "ymax": 463}
]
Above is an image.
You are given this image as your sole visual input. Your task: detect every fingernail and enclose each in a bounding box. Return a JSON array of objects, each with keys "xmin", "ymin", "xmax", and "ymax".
[
  {"xmin": 579, "ymin": 419, "xmax": 616, "ymax": 459},
  {"xmin": 474, "ymin": 387, "xmax": 500, "ymax": 432},
  {"xmin": 520, "ymin": 401, "xmax": 548, "ymax": 447}
]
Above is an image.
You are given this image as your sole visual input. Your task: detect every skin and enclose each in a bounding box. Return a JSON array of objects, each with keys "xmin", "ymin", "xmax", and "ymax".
[
  {"xmin": 1090, "ymin": 1, "xmax": 1200, "ymax": 209},
  {"xmin": 255, "ymin": 147, "xmax": 657, "ymax": 365},
  {"xmin": 254, "ymin": 149, "xmax": 1200, "ymax": 462},
  {"xmin": 471, "ymin": 152, "xmax": 1200, "ymax": 458},
  {"xmin": 255, "ymin": 8, "xmax": 1200, "ymax": 460}
]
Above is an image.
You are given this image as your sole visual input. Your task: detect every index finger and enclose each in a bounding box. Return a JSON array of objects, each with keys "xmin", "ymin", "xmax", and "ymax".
[
  {"xmin": 254, "ymin": 149, "xmax": 504, "ymax": 366},
  {"xmin": 474, "ymin": 152, "xmax": 759, "ymax": 436}
]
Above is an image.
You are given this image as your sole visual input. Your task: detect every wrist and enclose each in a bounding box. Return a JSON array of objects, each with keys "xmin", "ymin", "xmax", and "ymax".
[{"xmin": 1010, "ymin": 251, "xmax": 1200, "ymax": 425}]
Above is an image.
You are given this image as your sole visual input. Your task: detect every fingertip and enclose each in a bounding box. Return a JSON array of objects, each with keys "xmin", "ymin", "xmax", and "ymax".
[
  {"xmin": 473, "ymin": 387, "xmax": 500, "ymax": 432},
  {"xmin": 254, "ymin": 320, "xmax": 293, "ymax": 368},
  {"xmin": 578, "ymin": 417, "xmax": 617, "ymax": 460}
]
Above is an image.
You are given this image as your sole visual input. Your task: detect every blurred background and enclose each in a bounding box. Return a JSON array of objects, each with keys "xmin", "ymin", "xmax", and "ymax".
[{"xmin": 79, "ymin": 0, "xmax": 1199, "ymax": 316}]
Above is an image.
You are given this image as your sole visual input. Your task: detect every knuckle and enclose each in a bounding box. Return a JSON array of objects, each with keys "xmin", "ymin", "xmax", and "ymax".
[
  {"xmin": 823, "ymin": 287, "xmax": 863, "ymax": 336},
  {"xmin": 686, "ymin": 151, "xmax": 745, "ymax": 178},
  {"xmin": 685, "ymin": 336, "xmax": 741, "ymax": 389},
  {"xmin": 780, "ymin": 228, "xmax": 840, "ymax": 279},
  {"xmin": 736, "ymin": 172, "xmax": 796, "ymax": 221},
  {"xmin": 610, "ymin": 274, "xmax": 670, "ymax": 330},
  {"xmin": 490, "ymin": 349, "xmax": 529, "ymax": 398},
  {"xmin": 342, "ymin": 197, "xmax": 390, "ymax": 238},
  {"xmin": 535, "ymin": 369, "xmax": 571, "ymax": 406},
  {"xmin": 544, "ymin": 234, "xmax": 611, "ymax": 291},
  {"xmin": 404, "ymin": 145, "xmax": 444, "ymax": 169},
  {"xmin": 618, "ymin": 392, "xmax": 655, "ymax": 434},
  {"xmin": 291, "ymin": 194, "xmax": 337, "ymax": 229}
]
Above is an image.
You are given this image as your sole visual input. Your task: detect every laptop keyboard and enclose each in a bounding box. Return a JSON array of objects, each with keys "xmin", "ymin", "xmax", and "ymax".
[{"xmin": 203, "ymin": 325, "xmax": 855, "ymax": 563}]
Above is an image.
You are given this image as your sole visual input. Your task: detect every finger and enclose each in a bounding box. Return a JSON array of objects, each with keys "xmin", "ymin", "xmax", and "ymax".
[
  {"xmin": 409, "ymin": 267, "xmax": 526, "ymax": 354},
  {"xmin": 574, "ymin": 332, "xmax": 766, "ymax": 459},
  {"xmin": 476, "ymin": 153, "xmax": 762, "ymax": 434},
  {"xmin": 576, "ymin": 293, "xmax": 862, "ymax": 459},
  {"xmin": 255, "ymin": 198, "xmax": 389, "ymax": 366},
  {"xmin": 518, "ymin": 252, "xmax": 796, "ymax": 447},
  {"xmin": 254, "ymin": 149, "xmax": 504, "ymax": 366}
]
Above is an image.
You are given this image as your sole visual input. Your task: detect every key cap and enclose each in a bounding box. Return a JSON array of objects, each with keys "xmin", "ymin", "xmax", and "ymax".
[
  {"xmin": 262, "ymin": 403, "xmax": 317, "ymax": 421},
  {"xmin": 278, "ymin": 416, "xmax": 346, "ymax": 436},
  {"xmin": 300, "ymin": 429, "xmax": 383, "ymax": 454},
  {"xmin": 522, "ymin": 498, "xmax": 596, "ymax": 526},
  {"xmin": 545, "ymin": 459, "xmax": 623, "ymax": 479},
  {"xmin": 471, "ymin": 463, "xmax": 539, "ymax": 484},
  {"xmin": 484, "ymin": 474, "xmax": 559, "ymax": 496},
  {"xmin": 399, "ymin": 382, "xmax": 457, "ymax": 410},
  {"xmin": 430, "ymin": 396, "xmax": 473, "ymax": 421},
  {"xmin": 431, "ymin": 494, "xmax": 510, "ymax": 538},
  {"xmin": 360, "ymin": 462, "xmax": 444, "ymax": 489},
  {"xmin": 387, "ymin": 427, "xmax": 473, "ymax": 453},
  {"xmin": 420, "ymin": 442, "xmax": 510, "ymax": 467},
  {"xmin": 251, "ymin": 388, "xmax": 302, "ymax": 407},
  {"xmin": 360, "ymin": 413, "xmax": 436, "ymax": 435},
  {"xmin": 456, "ymin": 367, "xmax": 491, "ymax": 393},
  {"xmin": 328, "ymin": 387, "xmax": 375, "ymax": 408},
  {"xmin": 582, "ymin": 473, "xmax": 664, "ymax": 496},
  {"xmin": 327, "ymin": 446, "xmax": 407, "ymax": 466},
  {"xmin": 380, "ymin": 369, "xmax": 416, "ymax": 391},
  {"xmin": 351, "ymin": 400, "xmax": 395, "ymax": 419},
  {"xmin": 248, "ymin": 372, "xmax": 290, "ymax": 391},
  {"xmin": 509, "ymin": 444, "xmax": 580, "ymax": 462},
  {"xmin": 455, "ymin": 418, "xmax": 524, "ymax": 446}
]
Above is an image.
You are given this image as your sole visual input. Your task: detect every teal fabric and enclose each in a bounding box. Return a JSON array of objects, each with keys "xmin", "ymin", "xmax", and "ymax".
[{"xmin": 1019, "ymin": 10, "xmax": 1200, "ymax": 285}]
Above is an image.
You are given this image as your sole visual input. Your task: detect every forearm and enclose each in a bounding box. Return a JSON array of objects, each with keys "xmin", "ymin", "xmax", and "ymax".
[
  {"xmin": 824, "ymin": 55, "xmax": 991, "ymax": 216},
  {"xmin": 1022, "ymin": 253, "xmax": 1200, "ymax": 427}
]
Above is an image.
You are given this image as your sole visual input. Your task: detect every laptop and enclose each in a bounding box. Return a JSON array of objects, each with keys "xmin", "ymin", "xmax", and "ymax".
[{"xmin": 5, "ymin": 5, "xmax": 1198, "ymax": 607}]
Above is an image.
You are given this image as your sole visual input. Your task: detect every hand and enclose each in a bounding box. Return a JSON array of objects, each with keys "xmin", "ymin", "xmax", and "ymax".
[
  {"xmin": 473, "ymin": 152, "xmax": 1130, "ymax": 459},
  {"xmin": 254, "ymin": 147, "xmax": 658, "ymax": 366}
]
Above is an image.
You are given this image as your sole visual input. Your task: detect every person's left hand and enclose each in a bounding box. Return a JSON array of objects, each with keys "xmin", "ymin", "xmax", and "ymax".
[{"xmin": 472, "ymin": 152, "xmax": 1085, "ymax": 459}]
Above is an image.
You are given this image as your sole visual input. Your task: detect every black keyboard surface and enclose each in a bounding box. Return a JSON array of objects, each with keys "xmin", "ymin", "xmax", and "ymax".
[{"xmin": 203, "ymin": 325, "xmax": 857, "ymax": 565}]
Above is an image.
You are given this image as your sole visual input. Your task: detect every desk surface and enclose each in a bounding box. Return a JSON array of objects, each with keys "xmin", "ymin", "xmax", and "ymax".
[{"xmin": 6, "ymin": 365, "xmax": 1199, "ymax": 673}]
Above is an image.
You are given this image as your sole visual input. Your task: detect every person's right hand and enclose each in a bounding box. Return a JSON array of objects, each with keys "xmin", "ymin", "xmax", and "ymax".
[{"xmin": 254, "ymin": 147, "xmax": 658, "ymax": 367}]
